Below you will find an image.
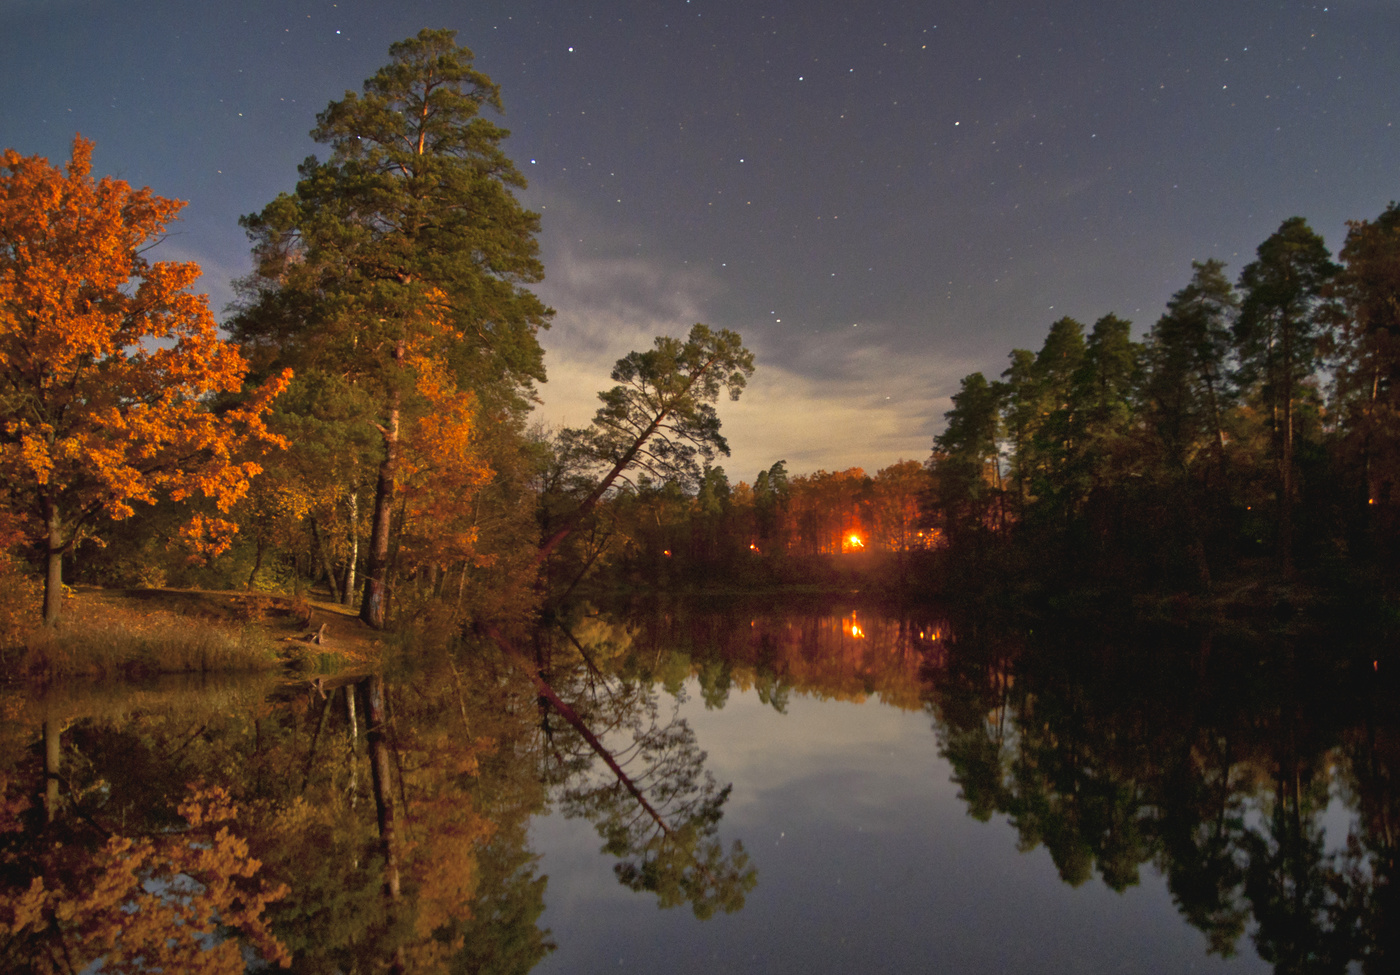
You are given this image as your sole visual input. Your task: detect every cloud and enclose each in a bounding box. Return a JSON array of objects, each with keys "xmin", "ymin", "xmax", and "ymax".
[
  {"xmin": 719, "ymin": 335, "xmax": 970, "ymax": 481},
  {"xmin": 533, "ymin": 242, "xmax": 975, "ymax": 480},
  {"xmin": 540, "ymin": 262, "xmax": 716, "ymax": 356},
  {"xmin": 533, "ymin": 239, "xmax": 725, "ymax": 419}
]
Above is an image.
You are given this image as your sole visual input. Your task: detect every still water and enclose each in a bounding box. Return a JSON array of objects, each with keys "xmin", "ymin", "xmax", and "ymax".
[
  {"xmin": 3, "ymin": 599, "xmax": 1393, "ymax": 973},
  {"xmin": 536, "ymin": 680, "xmax": 1267, "ymax": 974}
]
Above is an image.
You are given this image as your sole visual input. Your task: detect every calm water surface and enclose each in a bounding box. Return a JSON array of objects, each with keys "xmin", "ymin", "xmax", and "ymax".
[
  {"xmin": 3, "ymin": 599, "xmax": 1392, "ymax": 973},
  {"xmin": 533, "ymin": 680, "xmax": 1271, "ymax": 974}
]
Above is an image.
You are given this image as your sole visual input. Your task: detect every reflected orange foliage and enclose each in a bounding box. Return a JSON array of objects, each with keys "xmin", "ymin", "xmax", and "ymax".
[
  {"xmin": 0, "ymin": 785, "xmax": 289, "ymax": 973},
  {"xmin": 391, "ymin": 717, "xmax": 498, "ymax": 968}
]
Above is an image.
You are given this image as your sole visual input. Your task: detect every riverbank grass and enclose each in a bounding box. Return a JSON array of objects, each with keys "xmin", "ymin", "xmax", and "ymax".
[{"xmin": 6, "ymin": 588, "xmax": 336, "ymax": 681}]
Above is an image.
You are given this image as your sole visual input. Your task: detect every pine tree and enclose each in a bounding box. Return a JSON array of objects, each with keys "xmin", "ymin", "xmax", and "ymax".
[
  {"xmin": 1236, "ymin": 218, "xmax": 1338, "ymax": 569},
  {"xmin": 231, "ymin": 30, "xmax": 552, "ymax": 627}
]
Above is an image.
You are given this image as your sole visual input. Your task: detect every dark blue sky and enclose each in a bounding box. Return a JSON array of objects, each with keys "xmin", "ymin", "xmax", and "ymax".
[{"xmin": 3, "ymin": 0, "xmax": 1395, "ymax": 479}]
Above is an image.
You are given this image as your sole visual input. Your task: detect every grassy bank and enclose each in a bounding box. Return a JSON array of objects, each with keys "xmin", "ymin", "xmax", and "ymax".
[{"xmin": 3, "ymin": 588, "xmax": 381, "ymax": 682}]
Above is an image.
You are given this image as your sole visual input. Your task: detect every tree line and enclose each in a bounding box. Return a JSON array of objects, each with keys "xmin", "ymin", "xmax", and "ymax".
[
  {"xmin": 930, "ymin": 207, "xmax": 1400, "ymax": 595},
  {"xmin": 568, "ymin": 202, "xmax": 1400, "ymax": 599},
  {"xmin": 538, "ymin": 458, "xmax": 935, "ymax": 592},
  {"xmin": 4, "ymin": 27, "xmax": 1400, "ymax": 630}
]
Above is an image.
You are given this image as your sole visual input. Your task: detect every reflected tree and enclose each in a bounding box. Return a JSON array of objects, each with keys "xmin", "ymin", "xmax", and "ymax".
[
  {"xmin": 922, "ymin": 607, "xmax": 1398, "ymax": 972},
  {"xmin": 529, "ymin": 642, "xmax": 755, "ymax": 919}
]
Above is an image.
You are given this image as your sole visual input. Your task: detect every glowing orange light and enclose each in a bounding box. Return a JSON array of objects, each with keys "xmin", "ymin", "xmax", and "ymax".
[
  {"xmin": 749, "ymin": 543, "xmax": 760, "ymax": 552},
  {"xmin": 848, "ymin": 534, "xmax": 864, "ymax": 548},
  {"xmin": 1369, "ymin": 498, "xmax": 1376, "ymax": 505},
  {"xmin": 663, "ymin": 549, "xmax": 672, "ymax": 557}
]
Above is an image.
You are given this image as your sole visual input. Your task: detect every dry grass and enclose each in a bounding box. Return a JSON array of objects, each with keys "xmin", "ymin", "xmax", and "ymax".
[
  {"xmin": 1, "ymin": 587, "xmax": 385, "ymax": 683},
  {"xmin": 7, "ymin": 589, "xmax": 298, "ymax": 681},
  {"xmin": 0, "ymin": 671, "xmax": 285, "ymax": 727}
]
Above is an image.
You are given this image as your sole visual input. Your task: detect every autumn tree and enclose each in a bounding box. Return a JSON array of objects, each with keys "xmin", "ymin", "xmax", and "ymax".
[
  {"xmin": 867, "ymin": 460, "xmax": 930, "ymax": 551},
  {"xmin": 0, "ymin": 138, "xmax": 287, "ymax": 623},
  {"xmin": 232, "ymin": 29, "xmax": 550, "ymax": 628},
  {"xmin": 0, "ymin": 781, "xmax": 290, "ymax": 974},
  {"xmin": 391, "ymin": 362, "xmax": 493, "ymax": 612}
]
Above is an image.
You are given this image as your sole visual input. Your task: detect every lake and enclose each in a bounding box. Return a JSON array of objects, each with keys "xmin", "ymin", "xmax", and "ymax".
[{"xmin": 3, "ymin": 597, "xmax": 1393, "ymax": 973}]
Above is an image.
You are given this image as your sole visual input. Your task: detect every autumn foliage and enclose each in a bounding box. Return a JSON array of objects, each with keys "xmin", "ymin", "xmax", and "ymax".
[
  {"xmin": 0, "ymin": 137, "xmax": 288, "ymax": 621},
  {"xmin": 0, "ymin": 783, "xmax": 289, "ymax": 974}
]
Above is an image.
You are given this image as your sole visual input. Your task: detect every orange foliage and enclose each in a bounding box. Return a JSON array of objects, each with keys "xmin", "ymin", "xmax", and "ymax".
[
  {"xmin": 396, "ymin": 350, "xmax": 493, "ymax": 570},
  {"xmin": 0, "ymin": 785, "xmax": 289, "ymax": 973},
  {"xmin": 866, "ymin": 460, "xmax": 930, "ymax": 551},
  {"xmin": 0, "ymin": 137, "xmax": 288, "ymax": 607},
  {"xmin": 392, "ymin": 718, "xmax": 498, "ymax": 968}
]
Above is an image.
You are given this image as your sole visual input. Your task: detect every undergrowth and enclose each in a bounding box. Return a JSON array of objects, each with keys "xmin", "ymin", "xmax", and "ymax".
[{"xmin": 7, "ymin": 596, "xmax": 283, "ymax": 681}]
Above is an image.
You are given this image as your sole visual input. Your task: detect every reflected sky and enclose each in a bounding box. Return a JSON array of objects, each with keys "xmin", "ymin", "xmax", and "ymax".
[{"xmin": 530, "ymin": 680, "xmax": 1269, "ymax": 974}]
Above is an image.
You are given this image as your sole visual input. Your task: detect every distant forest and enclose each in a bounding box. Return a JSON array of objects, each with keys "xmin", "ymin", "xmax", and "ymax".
[{"xmin": 542, "ymin": 205, "xmax": 1400, "ymax": 603}]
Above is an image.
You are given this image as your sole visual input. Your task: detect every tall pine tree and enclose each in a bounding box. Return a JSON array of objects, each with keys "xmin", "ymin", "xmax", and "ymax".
[
  {"xmin": 231, "ymin": 30, "xmax": 552, "ymax": 627},
  {"xmin": 1235, "ymin": 218, "xmax": 1337, "ymax": 570}
]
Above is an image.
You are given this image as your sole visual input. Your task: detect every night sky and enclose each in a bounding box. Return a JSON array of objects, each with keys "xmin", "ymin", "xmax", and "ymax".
[{"xmin": 3, "ymin": 0, "xmax": 1396, "ymax": 482}]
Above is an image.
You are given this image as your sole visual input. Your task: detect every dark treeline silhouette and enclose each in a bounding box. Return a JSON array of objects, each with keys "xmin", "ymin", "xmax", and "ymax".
[
  {"xmin": 542, "ymin": 206, "xmax": 1400, "ymax": 603},
  {"xmin": 929, "ymin": 207, "xmax": 1400, "ymax": 599}
]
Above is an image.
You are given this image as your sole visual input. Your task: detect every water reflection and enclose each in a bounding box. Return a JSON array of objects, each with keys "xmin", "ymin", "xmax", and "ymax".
[
  {"xmin": 532, "ymin": 618, "xmax": 756, "ymax": 918},
  {"xmin": 920, "ymin": 608, "xmax": 1399, "ymax": 973},
  {"xmin": 0, "ymin": 600, "xmax": 1395, "ymax": 973},
  {"xmin": 0, "ymin": 669, "xmax": 551, "ymax": 974}
]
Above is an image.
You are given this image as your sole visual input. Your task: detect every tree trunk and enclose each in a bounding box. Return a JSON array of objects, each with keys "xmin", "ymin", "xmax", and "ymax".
[
  {"xmin": 1280, "ymin": 389, "xmax": 1296, "ymax": 574},
  {"xmin": 360, "ymin": 676, "xmax": 401, "ymax": 900},
  {"xmin": 247, "ymin": 535, "xmax": 265, "ymax": 590},
  {"xmin": 361, "ymin": 345, "xmax": 403, "ymax": 629},
  {"xmin": 43, "ymin": 718, "xmax": 61, "ymax": 823},
  {"xmin": 535, "ymin": 352, "xmax": 728, "ymax": 564},
  {"xmin": 312, "ymin": 519, "xmax": 342, "ymax": 603},
  {"xmin": 343, "ymin": 685, "xmax": 359, "ymax": 810},
  {"xmin": 43, "ymin": 503, "xmax": 63, "ymax": 625},
  {"xmin": 382, "ymin": 496, "xmax": 409, "ymax": 627},
  {"xmin": 342, "ymin": 490, "xmax": 359, "ymax": 606}
]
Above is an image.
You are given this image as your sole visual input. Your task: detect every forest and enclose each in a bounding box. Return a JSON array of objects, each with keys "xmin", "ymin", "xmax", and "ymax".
[{"xmin": 2, "ymin": 29, "xmax": 1399, "ymax": 636}]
